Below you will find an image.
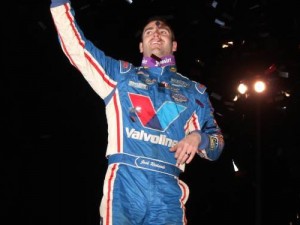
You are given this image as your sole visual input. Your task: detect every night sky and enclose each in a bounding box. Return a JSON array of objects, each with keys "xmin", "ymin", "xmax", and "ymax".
[{"xmin": 4, "ymin": 0, "xmax": 300, "ymax": 225}]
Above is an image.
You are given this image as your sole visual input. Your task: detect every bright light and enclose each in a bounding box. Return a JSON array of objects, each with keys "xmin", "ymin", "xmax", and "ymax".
[
  {"xmin": 214, "ymin": 18, "xmax": 225, "ymax": 26},
  {"xmin": 212, "ymin": 0, "xmax": 218, "ymax": 8},
  {"xmin": 222, "ymin": 41, "xmax": 234, "ymax": 48},
  {"xmin": 253, "ymin": 80, "xmax": 266, "ymax": 93},
  {"xmin": 232, "ymin": 159, "xmax": 239, "ymax": 172},
  {"xmin": 237, "ymin": 83, "xmax": 248, "ymax": 94},
  {"xmin": 282, "ymin": 91, "xmax": 290, "ymax": 97}
]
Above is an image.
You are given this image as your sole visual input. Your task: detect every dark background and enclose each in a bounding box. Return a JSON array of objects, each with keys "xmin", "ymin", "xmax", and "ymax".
[{"xmin": 4, "ymin": 0, "xmax": 300, "ymax": 224}]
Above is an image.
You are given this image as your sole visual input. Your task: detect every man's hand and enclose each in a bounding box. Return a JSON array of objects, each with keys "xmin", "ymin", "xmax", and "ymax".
[{"xmin": 170, "ymin": 132, "xmax": 201, "ymax": 165}]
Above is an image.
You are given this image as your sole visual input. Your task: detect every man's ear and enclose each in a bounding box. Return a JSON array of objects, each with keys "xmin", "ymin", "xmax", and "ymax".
[
  {"xmin": 139, "ymin": 42, "xmax": 143, "ymax": 53},
  {"xmin": 172, "ymin": 41, "xmax": 177, "ymax": 52}
]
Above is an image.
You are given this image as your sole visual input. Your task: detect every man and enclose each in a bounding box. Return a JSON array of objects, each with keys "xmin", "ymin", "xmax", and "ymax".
[{"xmin": 50, "ymin": 1, "xmax": 224, "ymax": 224}]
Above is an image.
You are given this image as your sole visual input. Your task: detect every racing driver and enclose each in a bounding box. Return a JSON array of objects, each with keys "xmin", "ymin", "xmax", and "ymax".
[{"xmin": 50, "ymin": 0, "xmax": 225, "ymax": 224}]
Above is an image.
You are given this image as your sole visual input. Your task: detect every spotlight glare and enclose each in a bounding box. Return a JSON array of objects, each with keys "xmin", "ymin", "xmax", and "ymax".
[
  {"xmin": 254, "ymin": 80, "xmax": 266, "ymax": 93},
  {"xmin": 232, "ymin": 159, "xmax": 239, "ymax": 172},
  {"xmin": 237, "ymin": 83, "xmax": 248, "ymax": 94}
]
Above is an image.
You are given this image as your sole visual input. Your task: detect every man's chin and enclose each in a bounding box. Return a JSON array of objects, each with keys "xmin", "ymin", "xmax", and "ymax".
[{"xmin": 150, "ymin": 50, "xmax": 164, "ymax": 58}]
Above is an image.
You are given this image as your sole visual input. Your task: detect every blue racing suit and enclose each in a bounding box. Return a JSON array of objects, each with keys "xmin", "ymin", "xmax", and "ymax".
[{"xmin": 50, "ymin": 1, "xmax": 224, "ymax": 224}]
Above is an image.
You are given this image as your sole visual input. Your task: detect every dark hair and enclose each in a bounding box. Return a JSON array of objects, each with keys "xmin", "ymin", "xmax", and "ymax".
[{"xmin": 140, "ymin": 15, "xmax": 176, "ymax": 41}]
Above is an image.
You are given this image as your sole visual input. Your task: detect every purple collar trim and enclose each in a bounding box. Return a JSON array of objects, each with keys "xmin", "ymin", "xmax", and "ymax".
[{"xmin": 141, "ymin": 55, "xmax": 176, "ymax": 67}]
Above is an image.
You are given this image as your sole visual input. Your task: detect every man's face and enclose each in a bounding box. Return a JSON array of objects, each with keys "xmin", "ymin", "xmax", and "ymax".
[{"xmin": 139, "ymin": 20, "xmax": 177, "ymax": 58}]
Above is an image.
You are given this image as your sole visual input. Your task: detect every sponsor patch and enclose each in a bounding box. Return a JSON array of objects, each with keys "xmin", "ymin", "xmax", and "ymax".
[
  {"xmin": 209, "ymin": 136, "xmax": 219, "ymax": 150},
  {"xmin": 171, "ymin": 93, "xmax": 188, "ymax": 102},
  {"xmin": 144, "ymin": 78, "xmax": 156, "ymax": 85},
  {"xmin": 169, "ymin": 67, "xmax": 177, "ymax": 72},
  {"xmin": 170, "ymin": 78, "xmax": 190, "ymax": 88},
  {"xmin": 196, "ymin": 83, "xmax": 206, "ymax": 94},
  {"xmin": 128, "ymin": 80, "xmax": 148, "ymax": 90},
  {"xmin": 126, "ymin": 127, "xmax": 178, "ymax": 147},
  {"xmin": 128, "ymin": 93, "xmax": 186, "ymax": 131},
  {"xmin": 122, "ymin": 61, "xmax": 129, "ymax": 69},
  {"xmin": 120, "ymin": 60, "xmax": 131, "ymax": 73}
]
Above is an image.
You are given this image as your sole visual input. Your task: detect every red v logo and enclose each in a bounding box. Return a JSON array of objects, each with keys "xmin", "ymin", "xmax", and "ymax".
[{"xmin": 128, "ymin": 93, "xmax": 186, "ymax": 131}]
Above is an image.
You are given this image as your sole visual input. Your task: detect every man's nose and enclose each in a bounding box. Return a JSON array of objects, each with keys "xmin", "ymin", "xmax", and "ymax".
[{"xmin": 153, "ymin": 29, "xmax": 160, "ymax": 37}]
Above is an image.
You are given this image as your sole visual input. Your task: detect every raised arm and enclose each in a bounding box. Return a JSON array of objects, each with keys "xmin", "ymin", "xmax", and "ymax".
[{"xmin": 50, "ymin": 0, "xmax": 123, "ymax": 99}]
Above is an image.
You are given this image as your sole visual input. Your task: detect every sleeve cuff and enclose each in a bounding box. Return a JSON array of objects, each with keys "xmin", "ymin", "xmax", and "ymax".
[
  {"xmin": 199, "ymin": 133, "xmax": 209, "ymax": 150},
  {"xmin": 189, "ymin": 130, "xmax": 209, "ymax": 150}
]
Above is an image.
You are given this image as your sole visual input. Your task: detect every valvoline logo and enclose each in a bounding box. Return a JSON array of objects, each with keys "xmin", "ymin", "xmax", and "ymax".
[{"xmin": 128, "ymin": 93, "xmax": 186, "ymax": 131}]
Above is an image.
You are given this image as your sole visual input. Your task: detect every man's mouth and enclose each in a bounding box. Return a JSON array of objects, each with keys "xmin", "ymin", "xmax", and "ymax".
[
  {"xmin": 151, "ymin": 41, "xmax": 161, "ymax": 47},
  {"xmin": 150, "ymin": 39, "xmax": 162, "ymax": 45}
]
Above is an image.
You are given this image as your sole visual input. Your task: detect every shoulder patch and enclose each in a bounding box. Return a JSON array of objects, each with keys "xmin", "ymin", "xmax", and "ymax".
[
  {"xmin": 195, "ymin": 82, "xmax": 206, "ymax": 94},
  {"xmin": 120, "ymin": 60, "xmax": 132, "ymax": 74}
]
